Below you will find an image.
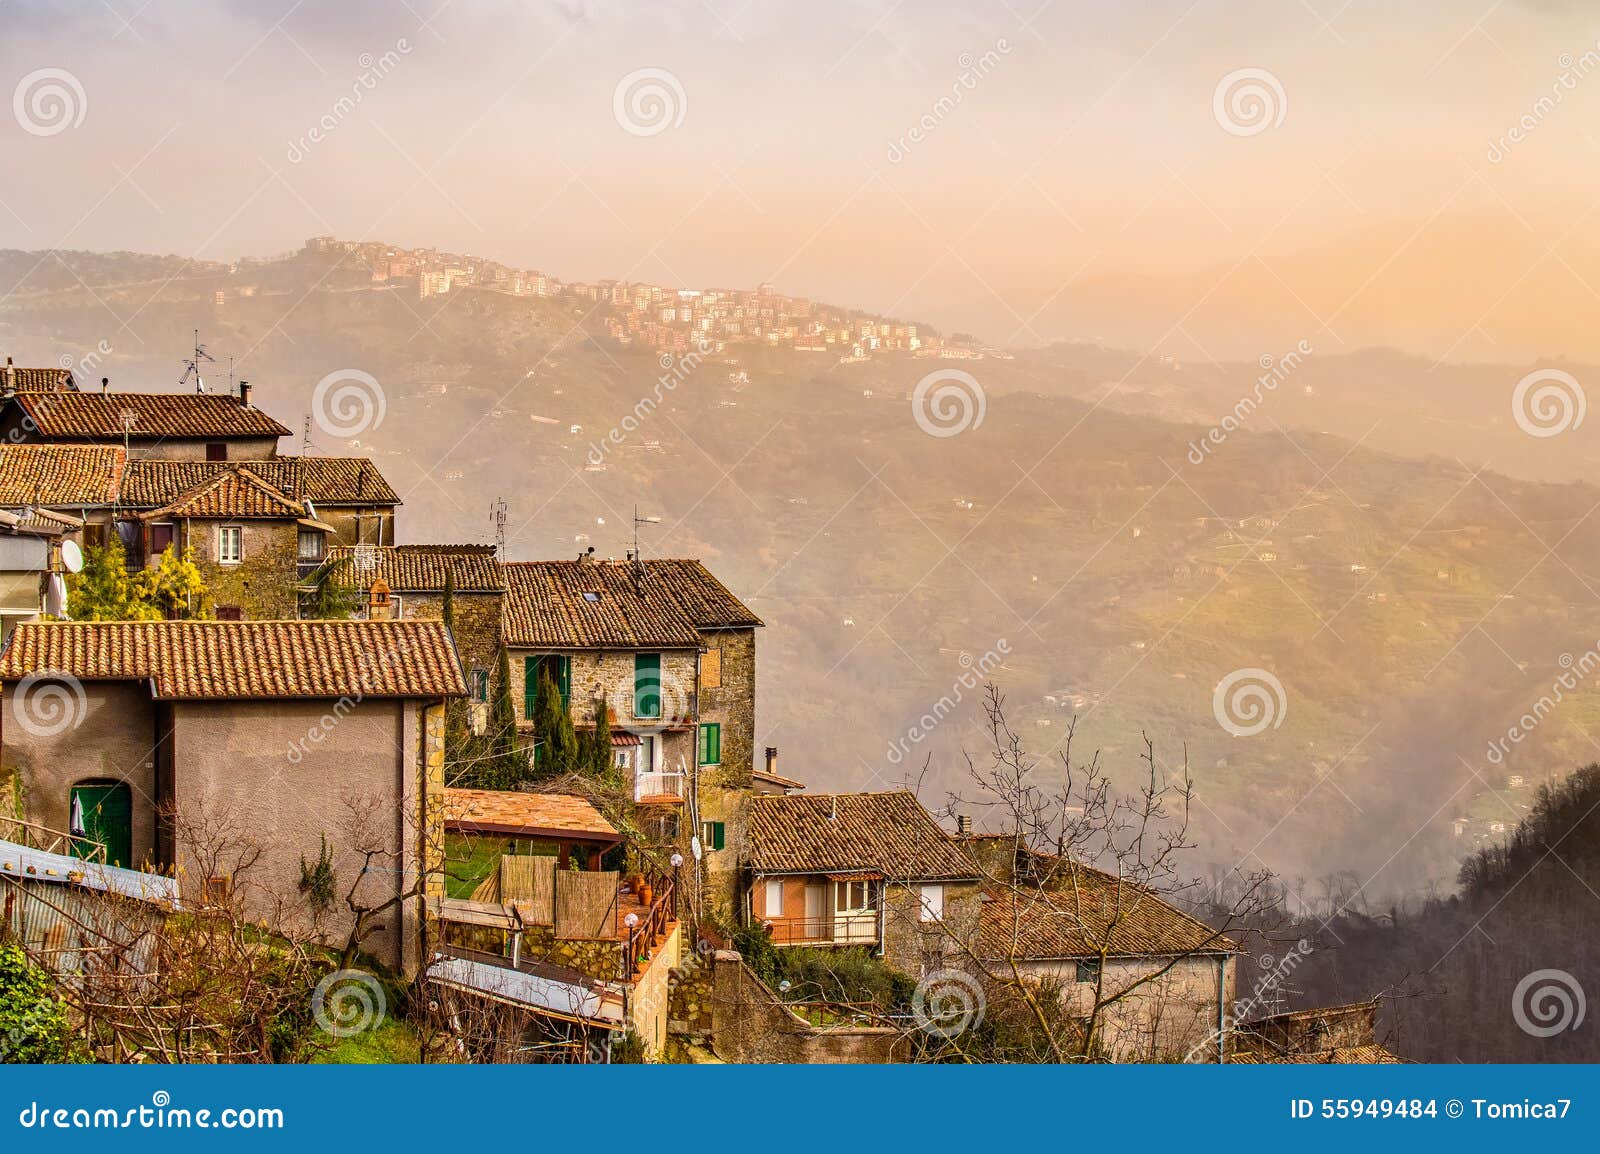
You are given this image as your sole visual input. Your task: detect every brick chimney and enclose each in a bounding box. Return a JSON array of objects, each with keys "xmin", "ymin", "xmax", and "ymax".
[{"xmin": 239, "ymin": 380, "xmax": 253, "ymax": 408}]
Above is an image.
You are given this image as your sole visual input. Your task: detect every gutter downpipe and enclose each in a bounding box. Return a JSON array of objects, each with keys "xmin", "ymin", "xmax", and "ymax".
[{"xmin": 1217, "ymin": 954, "xmax": 1228, "ymax": 1064}]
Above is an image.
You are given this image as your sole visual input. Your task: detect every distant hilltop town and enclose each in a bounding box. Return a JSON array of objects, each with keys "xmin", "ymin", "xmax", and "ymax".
[{"xmin": 302, "ymin": 235, "xmax": 991, "ymax": 361}]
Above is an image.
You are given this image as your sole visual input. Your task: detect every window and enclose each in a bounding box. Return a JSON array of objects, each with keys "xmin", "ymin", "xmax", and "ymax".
[
  {"xmin": 918, "ymin": 883, "xmax": 945, "ymax": 922},
  {"xmin": 835, "ymin": 879, "xmax": 873, "ymax": 912},
  {"xmin": 700, "ymin": 646, "xmax": 722, "ymax": 689},
  {"xmin": 149, "ymin": 523, "xmax": 175, "ymax": 557},
  {"xmin": 698, "ymin": 722, "xmax": 721, "ymax": 766},
  {"xmin": 388, "ymin": 594, "xmax": 404, "ymax": 620},
  {"xmin": 582, "ymin": 591, "xmax": 601, "ymax": 602},
  {"xmin": 764, "ymin": 878, "xmax": 784, "ymax": 917},
  {"xmin": 202, "ymin": 875, "xmax": 233, "ymax": 906},
  {"xmin": 217, "ymin": 525, "xmax": 242, "ymax": 564},
  {"xmin": 1075, "ymin": 959, "xmax": 1101, "ymax": 985},
  {"xmin": 297, "ymin": 529, "xmax": 325, "ymax": 562},
  {"xmin": 634, "ymin": 652, "xmax": 661, "ymax": 718},
  {"xmin": 205, "ymin": 442, "xmax": 227, "ymax": 461},
  {"xmin": 700, "ymin": 820, "xmax": 725, "ymax": 851},
  {"xmin": 470, "ymin": 668, "xmax": 489, "ymax": 704},
  {"xmin": 523, "ymin": 654, "xmax": 571, "ymax": 717},
  {"xmin": 215, "ymin": 606, "xmax": 242, "ymax": 621}
]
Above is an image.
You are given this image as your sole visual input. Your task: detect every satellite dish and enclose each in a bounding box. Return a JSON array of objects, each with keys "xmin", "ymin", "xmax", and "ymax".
[{"xmin": 60, "ymin": 539, "xmax": 83, "ymax": 574}]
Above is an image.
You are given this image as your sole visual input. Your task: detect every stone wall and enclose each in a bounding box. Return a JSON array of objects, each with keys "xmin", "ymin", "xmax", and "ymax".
[
  {"xmin": 389, "ymin": 590, "xmax": 503, "ymax": 683},
  {"xmin": 668, "ymin": 954, "xmax": 715, "ymax": 1038},
  {"xmin": 178, "ymin": 517, "xmax": 300, "ymax": 619},
  {"xmin": 709, "ymin": 950, "xmax": 907, "ymax": 1064},
  {"xmin": 881, "ymin": 879, "xmax": 983, "ymax": 977},
  {"xmin": 518, "ymin": 923, "xmax": 625, "ymax": 983}
]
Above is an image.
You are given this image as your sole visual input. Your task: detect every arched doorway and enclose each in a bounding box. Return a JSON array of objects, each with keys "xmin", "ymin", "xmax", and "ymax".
[{"xmin": 69, "ymin": 781, "xmax": 133, "ymax": 868}]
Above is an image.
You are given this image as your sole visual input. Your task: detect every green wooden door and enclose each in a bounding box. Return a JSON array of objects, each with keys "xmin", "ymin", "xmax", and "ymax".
[
  {"xmin": 635, "ymin": 653, "xmax": 661, "ymax": 718},
  {"xmin": 71, "ymin": 782, "xmax": 132, "ymax": 867}
]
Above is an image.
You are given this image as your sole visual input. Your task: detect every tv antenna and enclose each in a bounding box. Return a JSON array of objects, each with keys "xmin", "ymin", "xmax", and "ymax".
[
  {"xmin": 179, "ymin": 329, "xmax": 216, "ymax": 393},
  {"xmin": 630, "ymin": 505, "xmax": 661, "ymax": 589},
  {"xmin": 492, "ymin": 497, "xmax": 508, "ymax": 561}
]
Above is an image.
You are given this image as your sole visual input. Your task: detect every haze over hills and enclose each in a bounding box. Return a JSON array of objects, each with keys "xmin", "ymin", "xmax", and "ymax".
[{"xmin": 5, "ymin": 243, "xmax": 1600, "ymax": 900}]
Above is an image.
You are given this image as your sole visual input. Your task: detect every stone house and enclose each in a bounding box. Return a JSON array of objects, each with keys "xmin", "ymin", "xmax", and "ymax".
[
  {"xmin": 134, "ymin": 465, "xmax": 335, "ymax": 620},
  {"xmin": 312, "ymin": 544, "xmax": 505, "ymax": 693},
  {"xmin": 0, "ymin": 384, "xmax": 292, "ymax": 460},
  {"xmin": 501, "ymin": 557, "xmax": 762, "ymax": 910},
  {"xmin": 742, "ymin": 790, "xmax": 984, "ymax": 977},
  {"xmin": 971, "ymin": 841, "xmax": 1238, "ymax": 1062},
  {"xmin": 0, "ymin": 619, "xmax": 465, "ymax": 973}
]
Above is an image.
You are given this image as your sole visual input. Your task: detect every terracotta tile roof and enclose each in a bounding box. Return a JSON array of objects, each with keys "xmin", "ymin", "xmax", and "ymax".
[
  {"xmin": 502, "ymin": 559, "xmax": 760, "ymax": 649},
  {"xmin": 2, "ymin": 363, "xmax": 75, "ymax": 392},
  {"xmin": 0, "ymin": 620, "xmax": 466, "ymax": 700},
  {"xmin": 978, "ymin": 865, "xmax": 1234, "ymax": 960},
  {"xmin": 118, "ymin": 457, "xmax": 400, "ymax": 507},
  {"xmin": 11, "ymin": 391, "xmax": 291, "ymax": 440},
  {"xmin": 443, "ymin": 788, "xmax": 619, "ymax": 842},
  {"xmin": 744, "ymin": 791, "xmax": 979, "ymax": 880},
  {"xmin": 0, "ymin": 444, "xmax": 126, "ymax": 506},
  {"xmin": 140, "ymin": 466, "xmax": 303, "ymax": 520},
  {"xmin": 324, "ymin": 545, "xmax": 505, "ymax": 593},
  {"xmin": 0, "ymin": 506, "xmax": 82, "ymax": 535}
]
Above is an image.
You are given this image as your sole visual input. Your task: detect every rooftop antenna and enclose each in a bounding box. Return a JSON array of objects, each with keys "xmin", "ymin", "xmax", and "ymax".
[
  {"xmin": 492, "ymin": 497, "xmax": 507, "ymax": 561},
  {"xmin": 301, "ymin": 414, "xmax": 313, "ymax": 456},
  {"xmin": 631, "ymin": 505, "xmax": 661, "ymax": 590},
  {"xmin": 179, "ymin": 329, "xmax": 216, "ymax": 393}
]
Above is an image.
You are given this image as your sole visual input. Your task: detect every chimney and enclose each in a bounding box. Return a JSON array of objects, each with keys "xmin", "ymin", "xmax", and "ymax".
[
  {"xmin": 765, "ymin": 746, "xmax": 778, "ymax": 776},
  {"xmin": 100, "ymin": 377, "xmax": 109, "ymax": 394},
  {"xmin": 956, "ymin": 814, "xmax": 973, "ymax": 837},
  {"xmin": 239, "ymin": 380, "xmax": 253, "ymax": 408}
]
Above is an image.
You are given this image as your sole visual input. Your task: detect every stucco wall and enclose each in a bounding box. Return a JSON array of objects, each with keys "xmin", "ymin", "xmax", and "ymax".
[
  {"xmin": 629, "ymin": 922, "xmax": 682, "ymax": 1059},
  {"xmin": 6, "ymin": 680, "xmax": 158, "ymax": 867}
]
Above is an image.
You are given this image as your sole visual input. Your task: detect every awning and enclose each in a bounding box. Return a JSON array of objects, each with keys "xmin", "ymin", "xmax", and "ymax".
[{"xmin": 610, "ymin": 732, "xmax": 642, "ymax": 747}]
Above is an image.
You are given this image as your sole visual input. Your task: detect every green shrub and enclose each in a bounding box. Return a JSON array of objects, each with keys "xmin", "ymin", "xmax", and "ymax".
[{"xmin": 0, "ymin": 943, "xmax": 81, "ymax": 1063}]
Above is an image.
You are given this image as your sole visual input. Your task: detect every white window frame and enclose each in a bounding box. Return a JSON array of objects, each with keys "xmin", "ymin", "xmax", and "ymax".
[
  {"xmin": 217, "ymin": 525, "xmax": 243, "ymax": 565},
  {"xmin": 764, "ymin": 878, "xmax": 784, "ymax": 918},
  {"xmin": 918, "ymin": 883, "xmax": 945, "ymax": 923}
]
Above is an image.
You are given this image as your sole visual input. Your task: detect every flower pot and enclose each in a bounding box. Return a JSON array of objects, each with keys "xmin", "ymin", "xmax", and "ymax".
[{"xmin": 638, "ymin": 882, "xmax": 654, "ymax": 908}]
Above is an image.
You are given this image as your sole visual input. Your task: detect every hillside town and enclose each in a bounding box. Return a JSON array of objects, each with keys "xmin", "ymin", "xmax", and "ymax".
[
  {"xmin": 301, "ymin": 235, "xmax": 986, "ymax": 360},
  {"xmin": 0, "ymin": 356, "xmax": 1394, "ymax": 1065}
]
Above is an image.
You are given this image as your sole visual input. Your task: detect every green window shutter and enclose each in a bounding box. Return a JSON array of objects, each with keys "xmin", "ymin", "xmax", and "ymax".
[
  {"xmin": 555, "ymin": 655, "xmax": 571, "ymax": 708},
  {"xmin": 699, "ymin": 723, "xmax": 721, "ymax": 765},
  {"xmin": 701, "ymin": 820, "xmax": 725, "ymax": 851},
  {"xmin": 635, "ymin": 653, "xmax": 661, "ymax": 718},
  {"xmin": 523, "ymin": 656, "xmax": 538, "ymax": 719}
]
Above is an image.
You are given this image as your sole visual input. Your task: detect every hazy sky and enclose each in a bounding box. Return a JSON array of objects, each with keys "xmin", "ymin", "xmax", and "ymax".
[{"xmin": 3, "ymin": 0, "xmax": 1599, "ymax": 352}]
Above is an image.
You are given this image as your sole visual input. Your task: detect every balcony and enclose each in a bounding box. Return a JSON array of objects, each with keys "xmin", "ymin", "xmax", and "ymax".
[
  {"xmin": 633, "ymin": 771, "xmax": 685, "ymax": 805},
  {"xmin": 763, "ymin": 912, "xmax": 879, "ymax": 947}
]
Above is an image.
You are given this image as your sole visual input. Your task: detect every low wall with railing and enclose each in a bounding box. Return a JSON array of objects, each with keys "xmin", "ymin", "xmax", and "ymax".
[{"xmin": 709, "ymin": 950, "xmax": 907, "ymax": 1064}]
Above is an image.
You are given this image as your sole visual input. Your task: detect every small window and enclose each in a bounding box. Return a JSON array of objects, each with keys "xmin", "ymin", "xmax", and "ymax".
[
  {"xmin": 700, "ymin": 646, "xmax": 722, "ymax": 689},
  {"xmin": 470, "ymin": 668, "xmax": 489, "ymax": 703},
  {"xmin": 388, "ymin": 594, "xmax": 403, "ymax": 620},
  {"xmin": 215, "ymin": 606, "xmax": 242, "ymax": 621},
  {"xmin": 202, "ymin": 875, "xmax": 232, "ymax": 906},
  {"xmin": 582, "ymin": 591, "xmax": 601, "ymax": 602},
  {"xmin": 698, "ymin": 722, "xmax": 721, "ymax": 766},
  {"xmin": 835, "ymin": 880, "xmax": 873, "ymax": 912},
  {"xmin": 919, "ymin": 883, "xmax": 945, "ymax": 922},
  {"xmin": 297, "ymin": 529, "xmax": 325, "ymax": 561},
  {"xmin": 700, "ymin": 820, "xmax": 725, "ymax": 852},
  {"xmin": 149, "ymin": 523, "xmax": 175, "ymax": 556},
  {"xmin": 217, "ymin": 525, "xmax": 242, "ymax": 564},
  {"xmin": 764, "ymin": 878, "xmax": 784, "ymax": 917},
  {"xmin": 1075, "ymin": 959, "xmax": 1101, "ymax": 985},
  {"xmin": 205, "ymin": 442, "xmax": 227, "ymax": 462}
]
